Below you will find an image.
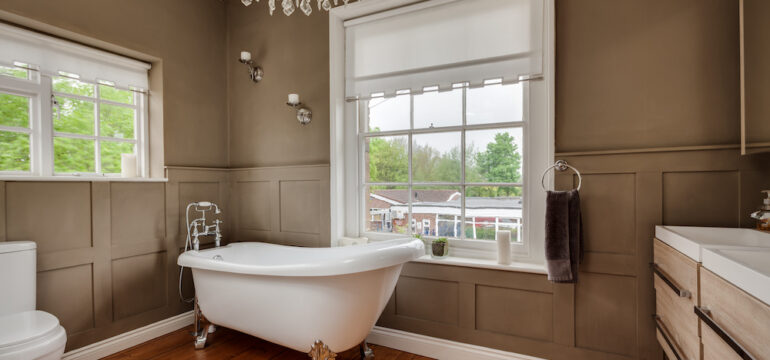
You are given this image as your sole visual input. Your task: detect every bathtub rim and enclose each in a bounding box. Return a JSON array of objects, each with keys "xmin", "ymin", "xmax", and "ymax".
[{"xmin": 177, "ymin": 238, "xmax": 424, "ymax": 277}]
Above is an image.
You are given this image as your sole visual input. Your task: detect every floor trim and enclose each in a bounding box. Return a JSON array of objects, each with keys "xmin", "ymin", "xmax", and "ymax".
[
  {"xmin": 367, "ymin": 326, "xmax": 545, "ymax": 360},
  {"xmin": 62, "ymin": 311, "xmax": 194, "ymax": 360}
]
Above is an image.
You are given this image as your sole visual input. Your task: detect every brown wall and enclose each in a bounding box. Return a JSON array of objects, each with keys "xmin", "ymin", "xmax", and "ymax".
[
  {"xmin": 0, "ymin": 0, "xmax": 230, "ymax": 351},
  {"xmin": 226, "ymin": 0, "xmax": 330, "ymax": 167}
]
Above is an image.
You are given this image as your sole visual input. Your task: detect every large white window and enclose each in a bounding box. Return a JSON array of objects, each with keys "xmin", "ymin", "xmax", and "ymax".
[
  {"xmin": 0, "ymin": 23, "xmax": 150, "ymax": 178},
  {"xmin": 331, "ymin": 0, "xmax": 554, "ymax": 264}
]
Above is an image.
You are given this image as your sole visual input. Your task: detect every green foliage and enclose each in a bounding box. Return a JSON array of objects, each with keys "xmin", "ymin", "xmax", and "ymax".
[
  {"xmin": 368, "ymin": 131, "xmax": 522, "ymax": 197},
  {"xmin": 368, "ymin": 136, "xmax": 408, "ymax": 184},
  {"xmin": 0, "ymin": 66, "xmax": 27, "ymax": 79},
  {"xmin": 0, "ymin": 76, "xmax": 136, "ymax": 173},
  {"xmin": 433, "ymin": 237, "xmax": 448, "ymax": 243}
]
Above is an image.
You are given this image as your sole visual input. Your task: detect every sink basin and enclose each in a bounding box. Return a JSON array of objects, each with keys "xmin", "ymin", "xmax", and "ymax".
[
  {"xmin": 655, "ymin": 226, "xmax": 770, "ymax": 261},
  {"xmin": 702, "ymin": 247, "xmax": 770, "ymax": 305}
]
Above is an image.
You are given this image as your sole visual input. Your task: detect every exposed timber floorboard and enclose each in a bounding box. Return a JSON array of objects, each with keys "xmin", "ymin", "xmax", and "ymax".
[{"xmin": 103, "ymin": 325, "xmax": 434, "ymax": 360}]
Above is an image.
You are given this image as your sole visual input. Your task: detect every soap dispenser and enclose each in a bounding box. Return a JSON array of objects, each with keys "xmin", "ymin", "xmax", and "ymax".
[{"xmin": 751, "ymin": 190, "xmax": 770, "ymax": 231}]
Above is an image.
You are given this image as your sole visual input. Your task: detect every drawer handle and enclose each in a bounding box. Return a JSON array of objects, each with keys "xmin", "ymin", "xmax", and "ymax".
[
  {"xmin": 654, "ymin": 315, "xmax": 683, "ymax": 360},
  {"xmin": 652, "ymin": 263, "xmax": 691, "ymax": 298},
  {"xmin": 694, "ymin": 306, "xmax": 756, "ymax": 360}
]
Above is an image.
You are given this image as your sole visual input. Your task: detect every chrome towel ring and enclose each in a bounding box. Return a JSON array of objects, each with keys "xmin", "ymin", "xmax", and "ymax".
[{"xmin": 541, "ymin": 160, "xmax": 582, "ymax": 191}]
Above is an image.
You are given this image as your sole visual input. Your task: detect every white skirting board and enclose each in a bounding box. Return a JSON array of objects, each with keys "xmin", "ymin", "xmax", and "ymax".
[
  {"xmin": 367, "ymin": 326, "xmax": 545, "ymax": 360},
  {"xmin": 61, "ymin": 313, "xmax": 540, "ymax": 360},
  {"xmin": 62, "ymin": 310, "xmax": 194, "ymax": 360}
]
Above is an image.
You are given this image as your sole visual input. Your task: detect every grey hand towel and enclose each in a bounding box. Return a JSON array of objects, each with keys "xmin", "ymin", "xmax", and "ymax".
[{"xmin": 545, "ymin": 189, "xmax": 583, "ymax": 283}]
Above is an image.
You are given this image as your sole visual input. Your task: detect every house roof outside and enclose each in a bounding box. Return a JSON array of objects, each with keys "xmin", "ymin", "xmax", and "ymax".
[{"xmin": 372, "ymin": 189, "xmax": 460, "ymax": 204}]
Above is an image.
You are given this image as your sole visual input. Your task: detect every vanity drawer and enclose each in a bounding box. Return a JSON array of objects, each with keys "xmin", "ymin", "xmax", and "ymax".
[
  {"xmin": 655, "ymin": 275, "xmax": 700, "ymax": 360},
  {"xmin": 700, "ymin": 268, "xmax": 770, "ymax": 360},
  {"xmin": 653, "ymin": 239, "xmax": 698, "ymax": 306}
]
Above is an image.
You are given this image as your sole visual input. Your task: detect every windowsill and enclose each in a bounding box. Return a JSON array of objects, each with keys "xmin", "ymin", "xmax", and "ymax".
[
  {"xmin": 412, "ymin": 254, "xmax": 547, "ymax": 275},
  {"xmin": 0, "ymin": 175, "xmax": 168, "ymax": 182}
]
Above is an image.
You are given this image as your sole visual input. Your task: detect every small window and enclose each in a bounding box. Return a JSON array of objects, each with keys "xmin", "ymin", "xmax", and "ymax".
[{"xmin": 0, "ymin": 23, "xmax": 150, "ymax": 178}]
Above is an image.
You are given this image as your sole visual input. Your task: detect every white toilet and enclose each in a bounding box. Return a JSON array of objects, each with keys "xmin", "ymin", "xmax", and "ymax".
[{"xmin": 0, "ymin": 241, "xmax": 66, "ymax": 360}]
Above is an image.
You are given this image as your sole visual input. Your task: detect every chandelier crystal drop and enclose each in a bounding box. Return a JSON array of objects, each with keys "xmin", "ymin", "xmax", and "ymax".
[{"xmin": 241, "ymin": 0, "xmax": 349, "ymax": 16}]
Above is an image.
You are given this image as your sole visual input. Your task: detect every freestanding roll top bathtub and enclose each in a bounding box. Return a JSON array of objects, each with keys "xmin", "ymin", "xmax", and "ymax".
[{"xmin": 177, "ymin": 238, "xmax": 424, "ymax": 357}]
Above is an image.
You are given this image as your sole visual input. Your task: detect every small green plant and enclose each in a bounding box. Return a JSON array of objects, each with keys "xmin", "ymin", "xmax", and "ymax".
[
  {"xmin": 413, "ymin": 234, "xmax": 422, "ymax": 240},
  {"xmin": 431, "ymin": 237, "xmax": 448, "ymax": 258}
]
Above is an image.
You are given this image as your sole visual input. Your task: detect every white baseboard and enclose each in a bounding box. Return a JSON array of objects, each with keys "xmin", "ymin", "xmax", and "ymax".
[
  {"xmin": 62, "ymin": 311, "xmax": 194, "ymax": 360},
  {"xmin": 367, "ymin": 326, "xmax": 545, "ymax": 360}
]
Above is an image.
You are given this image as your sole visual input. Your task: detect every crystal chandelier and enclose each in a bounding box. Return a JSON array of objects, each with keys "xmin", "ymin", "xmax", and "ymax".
[{"xmin": 241, "ymin": 0, "xmax": 350, "ymax": 16}]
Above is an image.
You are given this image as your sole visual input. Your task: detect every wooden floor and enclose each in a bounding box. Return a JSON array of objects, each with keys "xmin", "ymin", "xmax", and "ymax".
[{"xmin": 104, "ymin": 325, "xmax": 433, "ymax": 360}]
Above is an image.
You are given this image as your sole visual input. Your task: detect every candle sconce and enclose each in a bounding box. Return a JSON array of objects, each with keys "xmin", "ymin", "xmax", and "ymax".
[
  {"xmin": 239, "ymin": 50, "xmax": 263, "ymax": 83},
  {"xmin": 287, "ymin": 93, "xmax": 311, "ymax": 126}
]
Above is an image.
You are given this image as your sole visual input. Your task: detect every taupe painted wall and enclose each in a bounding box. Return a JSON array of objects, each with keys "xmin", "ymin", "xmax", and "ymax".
[
  {"xmin": 0, "ymin": 0, "xmax": 230, "ymax": 351},
  {"xmin": 226, "ymin": 0, "xmax": 330, "ymax": 167}
]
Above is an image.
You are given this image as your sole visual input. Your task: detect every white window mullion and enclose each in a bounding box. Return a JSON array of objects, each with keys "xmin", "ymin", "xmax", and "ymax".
[
  {"xmin": 39, "ymin": 76, "xmax": 54, "ymax": 176},
  {"xmin": 94, "ymin": 84, "xmax": 101, "ymax": 174}
]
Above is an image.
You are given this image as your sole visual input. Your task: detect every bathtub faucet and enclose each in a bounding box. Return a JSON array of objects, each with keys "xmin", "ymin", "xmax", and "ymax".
[{"xmin": 186, "ymin": 202, "xmax": 223, "ymax": 251}]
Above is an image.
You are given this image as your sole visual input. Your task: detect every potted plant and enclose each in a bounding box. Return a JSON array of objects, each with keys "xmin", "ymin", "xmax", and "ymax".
[{"xmin": 431, "ymin": 237, "xmax": 448, "ymax": 259}]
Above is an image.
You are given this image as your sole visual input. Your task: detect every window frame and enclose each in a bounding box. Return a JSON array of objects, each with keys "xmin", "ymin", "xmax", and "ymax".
[
  {"xmin": 0, "ymin": 65, "xmax": 149, "ymax": 178},
  {"xmin": 356, "ymin": 84, "xmax": 530, "ymax": 257},
  {"xmin": 329, "ymin": 0, "xmax": 555, "ymax": 265}
]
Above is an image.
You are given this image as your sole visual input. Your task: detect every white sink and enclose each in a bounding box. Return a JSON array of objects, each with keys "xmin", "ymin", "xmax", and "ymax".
[
  {"xmin": 655, "ymin": 225, "xmax": 770, "ymax": 305},
  {"xmin": 702, "ymin": 247, "xmax": 770, "ymax": 305},
  {"xmin": 655, "ymin": 226, "xmax": 770, "ymax": 261}
]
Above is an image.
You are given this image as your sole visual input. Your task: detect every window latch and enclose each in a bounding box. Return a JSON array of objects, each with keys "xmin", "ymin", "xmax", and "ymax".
[{"xmin": 51, "ymin": 94, "xmax": 60, "ymax": 119}]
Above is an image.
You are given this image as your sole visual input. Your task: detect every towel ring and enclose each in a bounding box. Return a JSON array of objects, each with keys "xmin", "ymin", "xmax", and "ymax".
[{"xmin": 541, "ymin": 160, "xmax": 582, "ymax": 191}]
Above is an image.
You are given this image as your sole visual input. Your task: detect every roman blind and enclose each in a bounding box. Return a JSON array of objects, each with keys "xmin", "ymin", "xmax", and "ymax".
[
  {"xmin": 344, "ymin": 0, "xmax": 543, "ymax": 99},
  {"xmin": 0, "ymin": 22, "xmax": 150, "ymax": 90}
]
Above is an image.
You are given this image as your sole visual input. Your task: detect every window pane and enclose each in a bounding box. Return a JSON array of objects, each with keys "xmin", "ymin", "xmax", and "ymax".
[
  {"xmin": 412, "ymin": 186, "xmax": 461, "ymax": 237},
  {"xmin": 414, "ymin": 89, "xmax": 462, "ymax": 129},
  {"xmin": 99, "ymin": 85, "xmax": 134, "ymax": 105},
  {"xmin": 466, "ymin": 128, "xmax": 523, "ymax": 184},
  {"xmin": 464, "ymin": 186, "xmax": 523, "ymax": 242},
  {"xmin": 412, "ymin": 132, "xmax": 461, "ymax": 182},
  {"xmin": 367, "ymin": 95, "xmax": 410, "ymax": 132},
  {"xmin": 53, "ymin": 76, "xmax": 95, "ymax": 97},
  {"xmin": 54, "ymin": 137, "xmax": 95, "ymax": 173},
  {"xmin": 101, "ymin": 141, "xmax": 134, "ymax": 174},
  {"xmin": 366, "ymin": 135, "xmax": 408, "ymax": 183},
  {"xmin": 100, "ymin": 104, "xmax": 135, "ymax": 139},
  {"xmin": 0, "ymin": 65, "xmax": 28, "ymax": 79},
  {"xmin": 0, "ymin": 131, "xmax": 30, "ymax": 171},
  {"xmin": 365, "ymin": 185, "xmax": 409, "ymax": 235},
  {"xmin": 0, "ymin": 93, "xmax": 30, "ymax": 128},
  {"xmin": 55, "ymin": 96, "xmax": 95, "ymax": 135},
  {"xmin": 467, "ymin": 83, "xmax": 523, "ymax": 125}
]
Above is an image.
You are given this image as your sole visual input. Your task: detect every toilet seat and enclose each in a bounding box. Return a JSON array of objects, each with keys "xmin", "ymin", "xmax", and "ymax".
[{"xmin": 0, "ymin": 311, "xmax": 66, "ymax": 360}]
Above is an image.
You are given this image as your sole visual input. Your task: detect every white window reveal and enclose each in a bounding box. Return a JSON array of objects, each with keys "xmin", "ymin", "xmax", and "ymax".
[
  {"xmin": 0, "ymin": 22, "xmax": 150, "ymax": 178},
  {"xmin": 330, "ymin": 0, "xmax": 554, "ymax": 264}
]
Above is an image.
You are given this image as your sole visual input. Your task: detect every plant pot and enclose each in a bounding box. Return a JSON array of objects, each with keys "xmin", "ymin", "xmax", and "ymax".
[{"xmin": 431, "ymin": 241, "xmax": 448, "ymax": 259}]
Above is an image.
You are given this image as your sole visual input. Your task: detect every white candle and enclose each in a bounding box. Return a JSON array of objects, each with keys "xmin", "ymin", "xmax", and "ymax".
[
  {"xmin": 240, "ymin": 51, "xmax": 251, "ymax": 61},
  {"xmin": 288, "ymin": 93, "xmax": 300, "ymax": 105},
  {"xmin": 121, "ymin": 153, "xmax": 137, "ymax": 178},
  {"xmin": 496, "ymin": 230, "xmax": 512, "ymax": 265}
]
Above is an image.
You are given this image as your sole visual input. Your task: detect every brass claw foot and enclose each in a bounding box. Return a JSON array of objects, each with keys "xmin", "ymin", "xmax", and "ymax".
[{"xmin": 308, "ymin": 340, "xmax": 337, "ymax": 360}]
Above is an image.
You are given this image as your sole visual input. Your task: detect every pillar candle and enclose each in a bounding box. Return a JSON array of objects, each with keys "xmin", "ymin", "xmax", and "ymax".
[
  {"xmin": 497, "ymin": 230, "xmax": 512, "ymax": 265},
  {"xmin": 121, "ymin": 153, "xmax": 137, "ymax": 178}
]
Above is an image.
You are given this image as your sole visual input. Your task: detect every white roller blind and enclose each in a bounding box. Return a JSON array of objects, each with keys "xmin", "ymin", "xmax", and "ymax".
[
  {"xmin": 345, "ymin": 0, "xmax": 543, "ymax": 98},
  {"xmin": 0, "ymin": 22, "xmax": 150, "ymax": 90}
]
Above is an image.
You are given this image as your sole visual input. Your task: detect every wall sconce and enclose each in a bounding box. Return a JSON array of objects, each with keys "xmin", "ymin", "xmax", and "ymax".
[
  {"xmin": 239, "ymin": 51, "xmax": 263, "ymax": 83},
  {"xmin": 287, "ymin": 93, "xmax": 311, "ymax": 125}
]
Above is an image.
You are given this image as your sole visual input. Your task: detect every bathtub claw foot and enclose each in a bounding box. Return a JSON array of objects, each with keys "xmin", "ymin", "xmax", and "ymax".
[
  {"xmin": 360, "ymin": 341, "xmax": 374, "ymax": 359},
  {"xmin": 308, "ymin": 340, "xmax": 337, "ymax": 360}
]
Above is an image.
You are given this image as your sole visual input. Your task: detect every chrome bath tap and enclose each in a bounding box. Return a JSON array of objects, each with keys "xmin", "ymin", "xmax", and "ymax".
[{"xmin": 186, "ymin": 202, "xmax": 223, "ymax": 251}]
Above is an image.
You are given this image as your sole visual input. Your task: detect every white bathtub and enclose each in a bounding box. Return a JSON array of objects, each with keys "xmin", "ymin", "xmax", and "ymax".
[{"xmin": 177, "ymin": 238, "xmax": 424, "ymax": 353}]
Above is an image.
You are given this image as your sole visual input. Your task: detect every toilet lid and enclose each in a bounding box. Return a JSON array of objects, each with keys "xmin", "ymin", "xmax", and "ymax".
[{"xmin": 0, "ymin": 311, "xmax": 61, "ymax": 348}]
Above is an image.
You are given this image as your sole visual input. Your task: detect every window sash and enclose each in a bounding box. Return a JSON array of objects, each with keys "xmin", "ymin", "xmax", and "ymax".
[
  {"xmin": 356, "ymin": 83, "xmax": 529, "ymax": 256},
  {"xmin": 0, "ymin": 71, "xmax": 148, "ymax": 177}
]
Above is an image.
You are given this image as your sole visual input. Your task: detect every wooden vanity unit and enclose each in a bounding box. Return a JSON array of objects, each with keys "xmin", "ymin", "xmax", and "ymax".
[{"xmin": 652, "ymin": 227, "xmax": 770, "ymax": 360}]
